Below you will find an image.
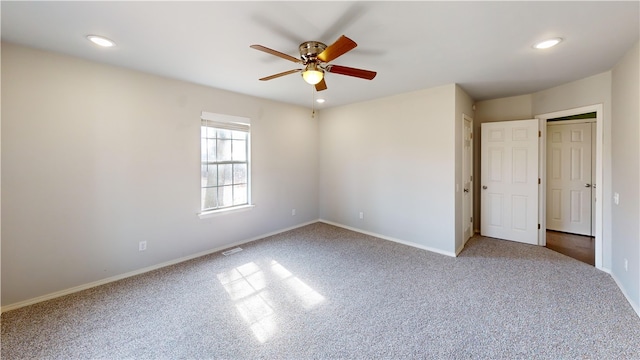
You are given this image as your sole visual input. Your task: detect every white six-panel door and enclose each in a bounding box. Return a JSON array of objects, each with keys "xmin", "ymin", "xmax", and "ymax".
[
  {"xmin": 546, "ymin": 122, "xmax": 593, "ymax": 236},
  {"xmin": 481, "ymin": 119, "xmax": 539, "ymax": 245},
  {"xmin": 462, "ymin": 115, "xmax": 473, "ymax": 243}
]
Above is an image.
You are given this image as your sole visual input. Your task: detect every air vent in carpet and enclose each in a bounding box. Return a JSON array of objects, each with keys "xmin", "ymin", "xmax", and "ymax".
[{"xmin": 222, "ymin": 247, "xmax": 243, "ymax": 256}]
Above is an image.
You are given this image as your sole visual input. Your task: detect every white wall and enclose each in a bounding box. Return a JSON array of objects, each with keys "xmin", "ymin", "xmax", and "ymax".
[
  {"xmin": 318, "ymin": 84, "xmax": 457, "ymax": 255},
  {"xmin": 532, "ymin": 72, "xmax": 612, "ymax": 116},
  {"xmin": 1, "ymin": 43, "xmax": 319, "ymax": 307},
  {"xmin": 611, "ymin": 41, "xmax": 639, "ymax": 314},
  {"xmin": 474, "ymin": 94, "xmax": 533, "ymax": 123}
]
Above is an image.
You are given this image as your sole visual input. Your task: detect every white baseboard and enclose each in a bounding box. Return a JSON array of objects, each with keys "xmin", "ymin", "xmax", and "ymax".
[
  {"xmin": 319, "ymin": 219, "xmax": 457, "ymax": 258},
  {"xmin": 1, "ymin": 220, "xmax": 319, "ymax": 313}
]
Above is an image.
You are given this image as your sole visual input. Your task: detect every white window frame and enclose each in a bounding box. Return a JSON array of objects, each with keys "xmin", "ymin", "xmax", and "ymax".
[{"xmin": 198, "ymin": 111, "xmax": 253, "ymax": 218}]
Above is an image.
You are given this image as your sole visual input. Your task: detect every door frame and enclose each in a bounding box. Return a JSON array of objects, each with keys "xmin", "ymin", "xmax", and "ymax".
[{"xmin": 536, "ymin": 104, "xmax": 603, "ymax": 269}]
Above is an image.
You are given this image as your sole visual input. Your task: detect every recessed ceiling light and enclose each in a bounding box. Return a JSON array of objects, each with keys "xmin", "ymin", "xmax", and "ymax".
[
  {"xmin": 316, "ymin": 98, "xmax": 326, "ymax": 104},
  {"xmin": 87, "ymin": 35, "xmax": 116, "ymax": 48},
  {"xmin": 533, "ymin": 38, "xmax": 562, "ymax": 49}
]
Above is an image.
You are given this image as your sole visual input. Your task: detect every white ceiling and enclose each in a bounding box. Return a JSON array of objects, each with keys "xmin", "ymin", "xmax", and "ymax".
[{"xmin": 1, "ymin": 1, "xmax": 638, "ymax": 109}]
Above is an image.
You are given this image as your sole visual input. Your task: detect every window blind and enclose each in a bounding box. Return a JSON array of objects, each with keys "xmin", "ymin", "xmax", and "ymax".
[{"xmin": 201, "ymin": 111, "xmax": 250, "ymax": 132}]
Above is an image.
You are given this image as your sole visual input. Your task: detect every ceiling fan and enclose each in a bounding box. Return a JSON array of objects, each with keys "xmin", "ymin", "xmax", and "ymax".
[{"xmin": 250, "ymin": 35, "xmax": 377, "ymax": 91}]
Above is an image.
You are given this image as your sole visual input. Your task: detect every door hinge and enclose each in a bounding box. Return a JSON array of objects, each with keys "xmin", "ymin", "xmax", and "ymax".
[
  {"xmin": 470, "ymin": 133, "xmax": 473, "ymax": 140},
  {"xmin": 538, "ymin": 178, "xmax": 541, "ymax": 184},
  {"xmin": 470, "ymin": 217, "xmax": 473, "ymax": 223},
  {"xmin": 538, "ymin": 224, "xmax": 541, "ymax": 229},
  {"xmin": 539, "ymin": 131, "xmax": 541, "ymax": 137},
  {"xmin": 470, "ymin": 175, "xmax": 473, "ymax": 182}
]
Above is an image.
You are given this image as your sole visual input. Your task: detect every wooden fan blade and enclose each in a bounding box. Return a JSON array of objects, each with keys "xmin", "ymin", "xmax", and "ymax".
[
  {"xmin": 315, "ymin": 77, "xmax": 327, "ymax": 91},
  {"xmin": 317, "ymin": 35, "xmax": 357, "ymax": 63},
  {"xmin": 325, "ymin": 65, "xmax": 376, "ymax": 80},
  {"xmin": 250, "ymin": 45, "xmax": 302, "ymax": 63},
  {"xmin": 259, "ymin": 69, "xmax": 301, "ymax": 81}
]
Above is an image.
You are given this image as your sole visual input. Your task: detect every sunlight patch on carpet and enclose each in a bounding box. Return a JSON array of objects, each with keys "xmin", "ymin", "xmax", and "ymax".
[{"xmin": 217, "ymin": 260, "xmax": 325, "ymax": 343}]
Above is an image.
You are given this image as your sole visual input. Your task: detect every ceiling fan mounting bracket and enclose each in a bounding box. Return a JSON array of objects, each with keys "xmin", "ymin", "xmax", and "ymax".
[{"xmin": 299, "ymin": 41, "xmax": 327, "ymax": 63}]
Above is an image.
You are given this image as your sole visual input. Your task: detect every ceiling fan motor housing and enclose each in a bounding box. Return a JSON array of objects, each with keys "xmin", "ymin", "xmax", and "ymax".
[{"xmin": 299, "ymin": 41, "xmax": 327, "ymax": 63}]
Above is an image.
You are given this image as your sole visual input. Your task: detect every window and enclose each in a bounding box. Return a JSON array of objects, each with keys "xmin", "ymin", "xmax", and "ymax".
[{"xmin": 200, "ymin": 112, "xmax": 251, "ymax": 213}]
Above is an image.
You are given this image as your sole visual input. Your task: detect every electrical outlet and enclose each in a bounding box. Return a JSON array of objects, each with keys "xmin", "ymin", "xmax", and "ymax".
[
  {"xmin": 139, "ymin": 241, "xmax": 147, "ymax": 251},
  {"xmin": 292, "ymin": 208, "xmax": 296, "ymax": 216},
  {"xmin": 359, "ymin": 212, "xmax": 364, "ymax": 220},
  {"xmin": 624, "ymin": 258, "xmax": 628, "ymax": 271}
]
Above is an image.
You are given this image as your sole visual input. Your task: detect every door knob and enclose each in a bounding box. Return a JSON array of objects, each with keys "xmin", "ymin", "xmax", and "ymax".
[
  {"xmin": 482, "ymin": 186, "xmax": 488, "ymax": 190},
  {"xmin": 585, "ymin": 184, "xmax": 592, "ymax": 188}
]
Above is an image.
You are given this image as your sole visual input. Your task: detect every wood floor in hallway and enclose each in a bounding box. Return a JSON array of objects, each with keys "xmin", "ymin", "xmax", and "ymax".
[{"xmin": 546, "ymin": 230, "xmax": 595, "ymax": 266}]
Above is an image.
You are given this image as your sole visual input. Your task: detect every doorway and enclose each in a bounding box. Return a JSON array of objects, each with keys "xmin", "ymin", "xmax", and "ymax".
[
  {"xmin": 537, "ymin": 105, "xmax": 603, "ymax": 269},
  {"xmin": 545, "ymin": 115, "xmax": 596, "ymax": 264}
]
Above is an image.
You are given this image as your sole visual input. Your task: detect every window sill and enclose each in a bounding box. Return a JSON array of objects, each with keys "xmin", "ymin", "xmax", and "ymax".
[{"xmin": 198, "ymin": 204, "xmax": 255, "ymax": 219}]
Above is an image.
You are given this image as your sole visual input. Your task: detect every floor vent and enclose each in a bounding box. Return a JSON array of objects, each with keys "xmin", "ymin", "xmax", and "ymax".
[{"xmin": 222, "ymin": 247, "xmax": 243, "ymax": 256}]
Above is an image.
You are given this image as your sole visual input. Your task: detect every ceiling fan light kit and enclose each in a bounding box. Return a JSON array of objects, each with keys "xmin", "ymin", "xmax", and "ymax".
[
  {"xmin": 302, "ymin": 63, "xmax": 324, "ymax": 85},
  {"xmin": 251, "ymin": 35, "xmax": 376, "ymax": 91}
]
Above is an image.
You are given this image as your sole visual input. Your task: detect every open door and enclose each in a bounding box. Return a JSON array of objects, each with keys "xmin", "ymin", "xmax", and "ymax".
[
  {"xmin": 462, "ymin": 115, "xmax": 474, "ymax": 243},
  {"xmin": 546, "ymin": 122, "xmax": 593, "ymax": 236},
  {"xmin": 481, "ymin": 119, "xmax": 539, "ymax": 245}
]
